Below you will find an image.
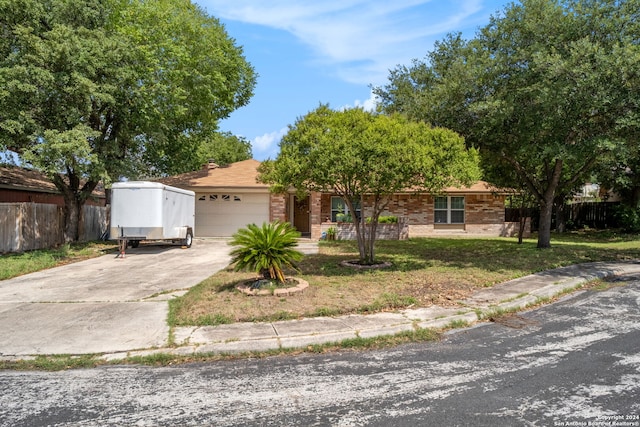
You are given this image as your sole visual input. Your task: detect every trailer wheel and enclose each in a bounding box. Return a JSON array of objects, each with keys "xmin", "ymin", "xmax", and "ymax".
[
  {"xmin": 130, "ymin": 240, "xmax": 140, "ymax": 248},
  {"xmin": 183, "ymin": 229, "xmax": 193, "ymax": 248}
]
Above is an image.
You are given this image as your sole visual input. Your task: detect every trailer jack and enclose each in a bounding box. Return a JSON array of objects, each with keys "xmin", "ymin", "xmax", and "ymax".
[{"xmin": 117, "ymin": 239, "xmax": 127, "ymax": 259}]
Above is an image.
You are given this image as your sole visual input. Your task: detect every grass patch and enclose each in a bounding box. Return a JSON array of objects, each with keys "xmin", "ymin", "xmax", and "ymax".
[
  {"xmin": 0, "ymin": 241, "xmax": 116, "ymax": 280},
  {"xmin": 306, "ymin": 327, "xmax": 441, "ymax": 353},
  {"xmin": 481, "ymin": 306, "xmax": 521, "ymax": 321},
  {"xmin": 357, "ymin": 292, "xmax": 418, "ymax": 314},
  {"xmin": 590, "ymin": 278, "xmax": 630, "ymax": 291},
  {"xmin": 169, "ymin": 232, "xmax": 640, "ymax": 326},
  {"xmin": 0, "ymin": 355, "xmax": 102, "ymax": 371},
  {"xmin": 313, "ymin": 307, "xmax": 342, "ymax": 317},
  {"xmin": 446, "ymin": 319, "xmax": 470, "ymax": 329}
]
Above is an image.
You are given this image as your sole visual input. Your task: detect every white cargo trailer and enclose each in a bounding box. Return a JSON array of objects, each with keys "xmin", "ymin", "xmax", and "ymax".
[{"xmin": 110, "ymin": 182, "xmax": 195, "ymax": 251}]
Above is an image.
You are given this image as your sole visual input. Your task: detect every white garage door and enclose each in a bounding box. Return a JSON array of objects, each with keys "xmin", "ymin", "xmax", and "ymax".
[{"xmin": 195, "ymin": 192, "xmax": 270, "ymax": 237}]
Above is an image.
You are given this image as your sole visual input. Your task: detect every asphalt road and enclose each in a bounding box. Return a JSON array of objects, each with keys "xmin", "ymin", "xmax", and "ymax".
[{"xmin": 1, "ymin": 278, "xmax": 639, "ymax": 427}]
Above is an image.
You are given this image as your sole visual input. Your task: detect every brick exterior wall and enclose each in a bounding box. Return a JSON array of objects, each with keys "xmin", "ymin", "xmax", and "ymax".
[
  {"xmin": 273, "ymin": 191, "xmax": 530, "ymax": 240},
  {"xmin": 269, "ymin": 192, "xmax": 324, "ymax": 239},
  {"xmin": 309, "ymin": 192, "xmax": 322, "ymax": 239},
  {"xmin": 316, "ymin": 192, "xmax": 528, "ymax": 239},
  {"xmin": 269, "ymin": 193, "xmax": 287, "ymax": 222},
  {"xmin": 465, "ymin": 194, "xmax": 505, "ymax": 225}
]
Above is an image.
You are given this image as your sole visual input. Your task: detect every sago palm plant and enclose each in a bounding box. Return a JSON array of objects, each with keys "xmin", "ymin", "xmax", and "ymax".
[{"xmin": 229, "ymin": 221, "xmax": 304, "ymax": 283}]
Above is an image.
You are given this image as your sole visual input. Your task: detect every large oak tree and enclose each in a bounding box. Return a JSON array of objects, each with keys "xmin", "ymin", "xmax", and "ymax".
[
  {"xmin": 259, "ymin": 105, "xmax": 480, "ymax": 264},
  {"xmin": 0, "ymin": 0, "xmax": 256, "ymax": 241},
  {"xmin": 375, "ymin": 0, "xmax": 640, "ymax": 248}
]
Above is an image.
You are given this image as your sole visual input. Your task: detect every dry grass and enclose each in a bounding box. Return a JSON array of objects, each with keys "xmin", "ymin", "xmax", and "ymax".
[{"xmin": 169, "ymin": 231, "xmax": 640, "ymax": 326}]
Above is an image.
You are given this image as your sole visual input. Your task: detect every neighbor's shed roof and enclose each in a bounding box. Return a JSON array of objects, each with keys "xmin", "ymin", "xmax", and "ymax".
[
  {"xmin": 0, "ymin": 165, "xmax": 59, "ymax": 193},
  {"xmin": 0, "ymin": 165, "xmax": 105, "ymax": 197}
]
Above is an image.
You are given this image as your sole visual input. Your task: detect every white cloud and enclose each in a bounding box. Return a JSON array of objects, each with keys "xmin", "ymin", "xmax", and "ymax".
[
  {"xmin": 201, "ymin": 0, "xmax": 485, "ymax": 85},
  {"xmin": 250, "ymin": 92, "xmax": 378, "ymax": 160},
  {"xmin": 251, "ymin": 127, "xmax": 288, "ymax": 158},
  {"xmin": 343, "ymin": 91, "xmax": 380, "ymax": 112}
]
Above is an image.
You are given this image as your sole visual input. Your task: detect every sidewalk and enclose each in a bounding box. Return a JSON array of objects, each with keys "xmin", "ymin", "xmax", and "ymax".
[{"xmin": 103, "ymin": 260, "xmax": 640, "ymax": 362}]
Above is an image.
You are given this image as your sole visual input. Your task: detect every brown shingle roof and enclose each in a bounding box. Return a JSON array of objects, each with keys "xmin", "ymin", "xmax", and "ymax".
[
  {"xmin": 158, "ymin": 159, "xmax": 268, "ymax": 190},
  {"xmin": 158, "ymin": 159, "xmax": 505, "ymax": 195},
  {"xmin": 441, "ymin": 181, "xmax": 509, "ymax": 194},
  {"xmin": 0, "ymin": 165, "xmax": 105, "ymax": 197},
  {"xmin": 383, "ymin": 180, "xmax": 507, "ymax": 194},
  {"xmin": 0, "ymin": 165, "xmax": 59, "ymax": 193}
]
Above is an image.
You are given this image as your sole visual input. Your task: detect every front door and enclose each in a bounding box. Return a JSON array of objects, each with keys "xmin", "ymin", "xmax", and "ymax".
[{"xmin": 293, "ymin": 196, "xmax": 310, "ymax": 236}]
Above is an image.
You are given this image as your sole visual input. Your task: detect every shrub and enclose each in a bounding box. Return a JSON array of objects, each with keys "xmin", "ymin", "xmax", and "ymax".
[
  {"xmin": 365, "ymin": 216, "xmax": 398, "ymax": 224},
  {"xmin": 336, "ymin": 213, "xmax": 352, "ymax": 223},
  {"xmin": 378, "ymin": 216, "xmax": 398, "ymax": 224},
  {"xmin": 229, "ymin": 221, "xmax": 304, "ymax": 283},
  {"xmin": 613, "ymin": 205, "xmax": 640, "ymax": 232}
]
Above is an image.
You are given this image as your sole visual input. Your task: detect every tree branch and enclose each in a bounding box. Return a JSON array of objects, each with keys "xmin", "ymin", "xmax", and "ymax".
[{"xmin": 500, "ymin": 151, "xmax": 544, "ymax": 201}]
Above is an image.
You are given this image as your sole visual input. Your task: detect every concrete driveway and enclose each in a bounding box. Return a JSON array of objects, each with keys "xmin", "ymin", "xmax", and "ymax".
[{"xmin": 0, "ymin": 239, "xmax": 233, "ymax": 357}]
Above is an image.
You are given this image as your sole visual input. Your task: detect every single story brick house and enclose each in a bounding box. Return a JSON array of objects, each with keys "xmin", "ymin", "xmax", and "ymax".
[{"xmin": 160, "ymin": 159, "xmax": 524, "ymax": 239}]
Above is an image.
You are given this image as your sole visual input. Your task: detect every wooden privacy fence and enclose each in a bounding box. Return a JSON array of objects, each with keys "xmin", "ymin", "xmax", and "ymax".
[
  {"xmin": 505, "ymin": 202, "xmax": 621, "ymax": 232},
  {"xmin": 561, "ymin": 201, "xmax": 621, "ymax": 229},
  {"xmin": 0, "ymin": 203, "xmax": 108, "ymax": 253}
]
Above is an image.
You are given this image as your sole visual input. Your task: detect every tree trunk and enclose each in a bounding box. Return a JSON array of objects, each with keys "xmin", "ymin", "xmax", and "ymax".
[
  {"xmin": 554, "ymin": 194, "xmax": 567, "ymax": 233},
  {"xmin": 364, "ymin": 195, "xmax": 385, "ymax": 265},
  {"xmin": 537, "ymin": 198, "xmax": 554, "ymax": 248},
  {"xmin": 345, "ymin": 197, "xmax": 367, "ymax": 262},
  {"xmin": 53, "ymin": 173, "xmax": 99, "ymax": 243},
  {"xmin": 61, "ymin": 193, "xmax": 83, "ymax": 243},
  {"xmin": 366, "ymin": 219, "xmax": 378, "ymax": 264},
  {"xmin": 518, "ymin": 205, "xmax": 526, "ymax": 244},
  {"xmin": 535, "ymin": 159, "xmax": 563, "ymax": 249}
]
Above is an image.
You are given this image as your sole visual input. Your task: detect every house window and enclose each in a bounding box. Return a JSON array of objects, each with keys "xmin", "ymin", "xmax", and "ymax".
[
  {"xmin": 234, "ymin": 195, "xmax": 242, "ymax": 202},
  {"xmin": 434, "ymin": 196, "xmax": 465, "ymax": 224},
  {"xmin": 330, "ymin": 196, "xmax": 361, "ymax": 222},
  {"xmin": 198, "ymin": 195, "xmax": 206, "ymax": 201},
  {"xmin": 209, "ymin": 194, "xmax": 218, "ymax": 201},
  {"xmin": 221, "ymin": 194, "xmax": 230, "ymax": 201}
]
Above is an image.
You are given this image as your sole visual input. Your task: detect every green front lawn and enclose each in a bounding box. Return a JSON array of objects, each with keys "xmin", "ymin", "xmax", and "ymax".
[{"xmin": 169, "ymin": 231, "xmax": 640, "ymax": 326}]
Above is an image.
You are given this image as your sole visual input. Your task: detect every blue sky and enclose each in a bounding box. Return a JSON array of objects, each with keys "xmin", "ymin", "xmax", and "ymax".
[{"xmin": 195, "ymin": 0, "xmax": 510, "ymax": 161}]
